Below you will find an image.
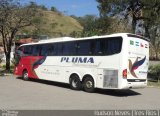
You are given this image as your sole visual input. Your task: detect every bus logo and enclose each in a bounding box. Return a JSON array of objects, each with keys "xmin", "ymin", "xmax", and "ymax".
[
  {"xmin": 130, "ymin": 40, "xmax": 148, "ymax": 48},
  {"xmin": 130, "ymin": 40, "xmax": 134, "ymax": 45},
  {"xmin": 61, "ymin": 57, "xmax": 94, "ymax": 63},
  {"xmin": 128, "ymin": 56, "xmax": 146, "ymax": 78},
  {"xmin": 135, "ymin": 42, "xmax": 139, "ymax": 46}
]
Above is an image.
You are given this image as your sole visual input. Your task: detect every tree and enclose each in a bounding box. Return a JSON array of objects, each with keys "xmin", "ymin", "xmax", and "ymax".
[
  {"xmin": 79, "ymin": 15, "xmax": 99, "ymax": 36},
  {"xmin": 75, "ymin": 15, "xmax": 114, "ymax": 37},
  {"xmin": 96, "ymin": 0, "xmax": 160, "ymax": 59},
  {"xmin": 149, "ymin": 24, "xmax": 160, "ymax": 60},
  {"xmin": 96, "ymin": 0, "xmax": 128, "ymax": 17},
  {"xmin": 73, "ymin": 15, "xmax": 99, "ymax": 37},
  {"xmin": 51, "ymin": 6, "xmax": 58, "ymax": 12},
  {"xmin": 96, "ymin": 0, "xmax": 142, "ymax": 33},
  {"xmin": 40, "ymin": 5, "xmax": 47, "ymax": 10},
  {"xmin": 96, "ymin": 0, "xmax": 160, "ymax": 33},
  {"xmin": 0, "ymin": 0, "xmax": 36, "ymax": 71},
  {"xmin": 141, "ymin": 0, "xmax": 160, "ymax": 59},
  {"xmin": 96, "ymin": 0, "xmax": 132, "ymax": 34}
]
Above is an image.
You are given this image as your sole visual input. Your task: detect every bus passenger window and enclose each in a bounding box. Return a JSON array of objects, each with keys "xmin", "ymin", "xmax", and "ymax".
[
  {"xmin": 94, "ymin": 39, "xmax": 104, "ymax": 55},
  {"xmin": 32, "ymin": 45, "xmax": 40, "ymax": 56},
  {"xmin": 52, "ymin": 44, "xmax": 58, "ymax": 55},
  {"xmin": 105, "ymin": 37, "xmax": 122, "ymax": 55},
  {"xmin": 63, "ymin": 42, "xmax": 76, "ymax": 56},
  {"xmin": 24, "ymin": 46, "xmax": 32, "ymax": 56},
  {"xmin": 47, "ymin": 44, "xmax": 54, "ymax": 56},
  {"xmin": 40, "ymin": 45, "xmax": 48, "ymax": 56},
  {"xmin": 77, "ymin": 40, "xmax": 91, "ymax": 55},
  {"xmin": 57, "ymin": 43, "xmax": 63, "ymax": 56}
]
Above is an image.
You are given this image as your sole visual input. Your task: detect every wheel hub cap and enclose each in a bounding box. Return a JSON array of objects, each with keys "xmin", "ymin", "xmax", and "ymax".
[{"xmin": 86, "ymin": 81, "xmax": 92, "ymax": 88}]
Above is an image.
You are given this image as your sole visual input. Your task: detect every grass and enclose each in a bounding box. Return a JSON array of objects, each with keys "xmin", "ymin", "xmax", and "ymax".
[
  {"xmin": 0, "ymin": 64, "xmax": 14, "ymax": 76},
  {"xmin": 148, "ymin": 80, "xmax": 160, "ymax": 88},
  {"xmin": 0, "ymin": 69, "xmax": 14, "ymax": 75},
  {"xmin": 21, "ymin": 9, "xmax": 83, "ymax": 37}
]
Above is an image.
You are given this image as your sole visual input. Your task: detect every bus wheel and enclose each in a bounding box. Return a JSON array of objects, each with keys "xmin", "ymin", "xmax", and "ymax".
[
  {"xmin": 70, "ymin": 75, "xmax": 81, "ymax": 90},
  {"xmin": 83, "ymin": 77, "xmax": 95, "ymax": 93},
  {"xmin": 22, "ymin": 70, "xmax": 29, "ymax": 81}
]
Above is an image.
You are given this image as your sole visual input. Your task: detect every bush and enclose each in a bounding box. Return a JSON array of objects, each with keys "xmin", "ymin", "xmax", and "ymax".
[
  {"xmin": 148, "ymin": 64, "xmax": 160, "ymax": 81},
  {"xmin": 2, "ymin": 64, "xmax": 6, "ymax": 69},
  {"xmin": 51, "ymin": 6, "xmax": 57, "ymax": 12}
]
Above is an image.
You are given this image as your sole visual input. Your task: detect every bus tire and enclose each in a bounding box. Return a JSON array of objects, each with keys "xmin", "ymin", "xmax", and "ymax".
[
  {"xmin": 70, "ymin": 75, "xmax": 81, "ymax": 90},
  {"xmin": 83, "ymin": 77, "xmax": 95, "ymax": 93},
  {"xmin": 22, "ymin": 70, "xmax": 29, "ymax": 81}
]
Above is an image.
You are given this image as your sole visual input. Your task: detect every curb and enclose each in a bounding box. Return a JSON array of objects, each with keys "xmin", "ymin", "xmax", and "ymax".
[{"xmin": 0, "ymin": 73, "xmax": 13, "ymax": 76}]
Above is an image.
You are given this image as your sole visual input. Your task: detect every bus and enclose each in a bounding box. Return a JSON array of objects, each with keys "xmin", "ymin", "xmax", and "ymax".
[{"xmin": 14, "ymin": 33, "xmax": 149, "ymax": 92}]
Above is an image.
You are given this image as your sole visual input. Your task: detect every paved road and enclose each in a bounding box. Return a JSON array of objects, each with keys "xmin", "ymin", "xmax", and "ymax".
[{"xmin": 0, "ymin": 75, "xmax": 160, "ymax": 110}]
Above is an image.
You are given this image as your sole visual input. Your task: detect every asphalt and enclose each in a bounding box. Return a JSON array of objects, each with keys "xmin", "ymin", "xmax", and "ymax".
[{"xmin": 0, "ymin": 75, "xmax": 160, "ymax": 110}]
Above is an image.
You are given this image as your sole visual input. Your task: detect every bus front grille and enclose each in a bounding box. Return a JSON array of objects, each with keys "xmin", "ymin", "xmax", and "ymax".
[{"xmin": 103, "ymin": 70, "xmax": 118, "ymax": 88}]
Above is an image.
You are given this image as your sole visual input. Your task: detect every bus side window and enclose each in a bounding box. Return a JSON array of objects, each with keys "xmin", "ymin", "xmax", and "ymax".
[
  {"xmin": 94, "ymin": 39, "xmax": 104, "ymax": 55},
  {"xmin": 49, "ymin": 43, "xmax": 62, "ymax": 56},
  {"xmin": 63, "ymin": 42, "xmax": 76, "ymax": 56},
  {"xmin": 47, "ymin": 44, "xmax": 54, "ymax": 56},
  {"xmin": 57, "ymin": 43, "xmax": 63, "ymax": 56},
  {"xmin": 52, "ymin": 44, "xmax": 58, "ymax": 55},
  {"xmin": 106, "ymin": 37, "xmax": 122, "ymax": 55},
  {"xmin": 77, "ymin": 40, "xmax": 91, "ymax": 55},
  {"xmin": 24, "ymin": 45, "xmax": 32, "ymax": 56},
  {"xmin": 32, "ymin": 45, "xmax": 40, "ymax": 56},
  {"xmin": 40, "ymin": 45, "xmax": 48, "ymax": 56}
]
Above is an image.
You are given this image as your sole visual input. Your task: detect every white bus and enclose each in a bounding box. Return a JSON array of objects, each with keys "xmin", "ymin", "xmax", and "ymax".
[{"xmin": 14, "ymin": 33, "xmax": 149, "ymax": 92}]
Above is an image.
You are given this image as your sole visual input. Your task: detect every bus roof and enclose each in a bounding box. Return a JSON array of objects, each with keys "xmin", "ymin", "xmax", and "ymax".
[{"xmin": 20, "ymin": 33, "xmax": 148, "ymax": 46}]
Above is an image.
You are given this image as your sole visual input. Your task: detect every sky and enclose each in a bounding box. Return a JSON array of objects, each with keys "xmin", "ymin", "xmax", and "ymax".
[{"xmin": 21, "ymin": 0, "xmax": 99, "ymax": 17}]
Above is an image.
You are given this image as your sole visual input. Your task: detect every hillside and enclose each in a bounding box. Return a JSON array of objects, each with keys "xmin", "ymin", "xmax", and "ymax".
[{"xmin": 20, "ymin": 9, "xmax": 83, "ymax": 38}]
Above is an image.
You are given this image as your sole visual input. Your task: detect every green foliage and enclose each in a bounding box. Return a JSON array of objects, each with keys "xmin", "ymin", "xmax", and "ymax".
[
  {"xmin": 28, "ymin": 2, "xmax": 47, "ymax": 10},
  {"xmin": 1, "ymin": 64, "xmax": 14, "ymax": 74},
  {"xmin": 70, "ymin": 31, "xmax": 81, "ymax": 38},
  {"xmin": 40, "ymin": 5, "xmax": 47, "ymax": 10},
  {"xmin": 11, "ymin": 57, "xmax": 18, "ymax": 66},
  {"xmin": 148, "ymin": 81, "xmax": 160, "ymax": 87},
  {"xmin": 148, "ymin": 64, "xmax": 160, "ymax": 81},
  {"xmin": 2, "ymin": 64, "xmax": 5, "ymax": 69},
  {"xmin": 74, "ymin": 15, "xmax": 109, "ymax": 36},
  {"xmin": 96, "ymin": 0, "xmax": 160, "ymax": 32},
  {"xmin": 0, "ymin": 0, "xmax": 37, "ymax": 71},
  {"xmin": 96, "ymin": 0, "xmax": 128, "ymax": 17},
  {"xmin": 51, "ymin": 22, "xmax": 58, "ymax": 28},
  {"xmin": 51, "ymin": 6, "xmax": 58, "ymax": 12},
  {"xmin": 19, "ymin": 4, "xmax": 82, "ymax": 38},
  {"xmin": 60, "ymin": 24, "xmax": 64, "ymax": 27},
  {"xmin": 75, "ymin": 13, "xmax": 132, "ymax": 37},
  {"xmin": 32, "ymin": 17, "xmax": 41, "ymax": 25},
  {"xmin": 96, "ymin": 0, "xmax": 160, "ymax": 60},
  {"xmin": 80, "ymin": 15, "xmax": 100, "ymax": 36}
]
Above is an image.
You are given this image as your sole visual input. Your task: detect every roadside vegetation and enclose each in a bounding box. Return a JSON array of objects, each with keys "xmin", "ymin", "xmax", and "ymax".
[
  {"xmin": 148, "ymin": 81, "xmax": 160, "ymax": 88},
  {"xmin": 148, "ymin": 64, "xmax": 160, "ymax": 87},
  {"xmin": 0, "ymin": 58, "xmax": 14, "ymax": 75}
]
